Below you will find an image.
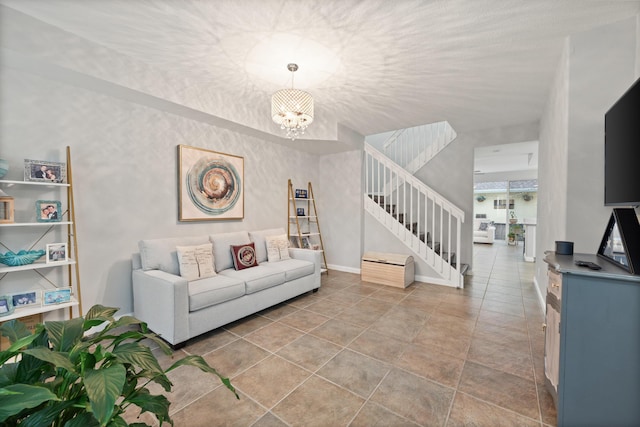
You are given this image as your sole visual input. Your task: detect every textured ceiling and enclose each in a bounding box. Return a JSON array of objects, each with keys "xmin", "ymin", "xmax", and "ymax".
[{"xmin": 3, "ymin": 0, "xmax": 640, "ymax": 144}]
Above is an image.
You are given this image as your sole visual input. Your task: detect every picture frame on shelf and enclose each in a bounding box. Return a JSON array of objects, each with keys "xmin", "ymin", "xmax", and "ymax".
[
  {"xmin": 296, "ymin": 208, "xmax": 305, "ymax": 216},
  {"xmin": 36, "ymin": 200, "xmax": 62, "ymax": 222},
  {"xmin": 45, "ymin": 243, "xmax": 68, "ymax": 264},
  {"xmin": 301, "ymin": 236, "xmax": 310, "ymax": 249},
  {"xmin": 295, "ymin": 189, "xmax": 308, "ymax": 199},
  {"xmin": 0, "ymin": 295, "xmax": 14, "ymax": 317},
  {"xmin": 11, "ymin": 291, "xmax": 39, "ymax": 308},
  {"xmin": 178, "ymin": 144, "xmax": 244, "ymax": 221},
  {"xmin": 43, "ymin": 288, "xmax": 72, "ymax": 306},
  {"xmin": 24, "ymin": 159, "xmax": 66, "ymax": 183}
]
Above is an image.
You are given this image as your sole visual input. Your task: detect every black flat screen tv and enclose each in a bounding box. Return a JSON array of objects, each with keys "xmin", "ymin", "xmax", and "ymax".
[{"xmin": 604, "ymin": 76, "xmax": 640, "ymax": 206}]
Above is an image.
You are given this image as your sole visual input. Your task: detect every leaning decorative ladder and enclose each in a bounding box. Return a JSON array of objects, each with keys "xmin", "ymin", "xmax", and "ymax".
[{"xmin": 287, "ymin": 179, "xmax": 328, "ymax": 274}]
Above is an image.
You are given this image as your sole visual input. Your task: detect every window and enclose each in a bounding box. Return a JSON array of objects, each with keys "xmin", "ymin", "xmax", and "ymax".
[{"xmin": 494, "ymin": 199, "xmax": 514, "ymax": 210}]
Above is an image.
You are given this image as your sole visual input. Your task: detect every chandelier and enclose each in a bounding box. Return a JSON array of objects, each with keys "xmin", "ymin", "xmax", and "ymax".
[{"xmin": 271, "ymin": 63, "xmax": 314, "ymax": 140}]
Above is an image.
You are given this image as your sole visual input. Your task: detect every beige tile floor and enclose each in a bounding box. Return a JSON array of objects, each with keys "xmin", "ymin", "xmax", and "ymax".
[{"xmin": 127, "ymin": 242, "xmax": 557, "ymax": 426}]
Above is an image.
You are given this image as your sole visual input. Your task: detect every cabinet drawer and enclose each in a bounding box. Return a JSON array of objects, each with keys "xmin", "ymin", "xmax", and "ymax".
[{"xmin": 548, "ymin": 268, "xmax": 562, "ymax": 300}]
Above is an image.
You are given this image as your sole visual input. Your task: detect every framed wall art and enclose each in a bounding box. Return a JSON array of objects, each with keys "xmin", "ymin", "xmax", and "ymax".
[
  {"xmin": 178, "ymin": 145, "xmax": 244, "ymax": 221},
  {"xmin": 36, "ymin": 200, "xmax": 62, "ymax": 222},
  {"xmin": 24, "ymin": 159, "xmax": 66, "ymax": 183}
]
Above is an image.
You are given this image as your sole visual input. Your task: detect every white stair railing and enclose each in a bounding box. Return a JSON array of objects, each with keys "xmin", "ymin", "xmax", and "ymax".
[
  {"xmin": 383, "ymin": 121, "xmax": 457, "ymax": 175},
  {"xmin": 364, "ymin": 142, "xmax": 465, "ymax": 288}
]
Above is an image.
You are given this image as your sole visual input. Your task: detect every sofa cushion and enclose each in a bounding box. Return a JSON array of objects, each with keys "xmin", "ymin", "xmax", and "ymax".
[
  {"xmin": 188, "ymin": 275, "xmax": 245, "ymax": 312},
  {"xmin": 210, "ymin": 231, "xmax": 251, "ymax": 272},
  {"xmin": 231, "ymin": 242, "xmax": 259, "ymax": 270},
  {"xmin": 248, "ymin": 228, "xmax": 286, "ymax": 263},
  {"xmin": 262, "ymin": 258, "xmax": 314, "ymax": 282},
  {"xmin": 176, "ymin": 244, "xmax": 216, "ymax": 281},
  {"xmin": 139, "ymin": 236, "xmax": 210, "ymax": 275},
  {"xmin": 219, "ymin": 265, "xmax": 286, "ymax": 294},
  {"xmin": 478, "ymin": 222, "xmax": 488, "ymax": 231},
  {"xmin": 265, "ymin": 234, "xmax": 291, "ymax": 262}
]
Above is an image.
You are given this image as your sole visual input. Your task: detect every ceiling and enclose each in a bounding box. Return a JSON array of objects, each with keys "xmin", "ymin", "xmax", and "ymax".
[
  {"xmin": 475, "ymin": 140, "xmax": 538, "ymax": 174},
  {"xmin": 3, "ymin": 0, "xmax": 640, "ymax": 151}
]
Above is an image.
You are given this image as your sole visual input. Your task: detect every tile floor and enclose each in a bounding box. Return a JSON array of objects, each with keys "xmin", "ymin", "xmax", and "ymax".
[{"xmin": 127, "ymin": 242, "xmax": 557, "ymax": 426}]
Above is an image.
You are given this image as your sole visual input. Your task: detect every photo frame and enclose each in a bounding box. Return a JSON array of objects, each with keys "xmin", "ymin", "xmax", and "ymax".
[
  {"xmin": 295, "ymin": 189, "xmax": 308, "ymax": 199},
  {"xmin": 11, "ymin": 291, "xmax": 39, "ymax": 308},
  {"xmin": 36, "ymin": 200, "xmax": 62, "ymax": 222},
  {"xmin": 45, "ymin": 243, "xmax": 68, "ymax": 264},
  {"xmin": 297, "ymin": 208, "xmax": 305, "ymax": 216},
  {"xmin": 24, "ymin": 159, "xmax": 66, "ymax": 183},
  {"xmin": 178, "ymin": 145, "xmax": 244, "ymax": 221},
  {"xmin": 0, "ymin": 295, "xmax": 14, "ymax": 317},
  {"xmin": 43, "ymin": 288, "xmax": 72, "ymax": 306}
]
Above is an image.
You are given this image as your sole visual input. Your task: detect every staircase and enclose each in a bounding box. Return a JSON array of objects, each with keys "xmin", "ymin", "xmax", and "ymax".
[
  {"xmin": 364, "ymin": 122, "xmax": 466, "ymax": 288},
  {"xmin": 383, "ymin": 121, "xmax": 457, "ymax": 175}
]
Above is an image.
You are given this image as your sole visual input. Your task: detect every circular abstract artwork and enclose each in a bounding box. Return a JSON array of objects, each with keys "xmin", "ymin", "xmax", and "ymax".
[{"xmin": 186, "ymin": 157, "xmax": 241, "ymax": 215}]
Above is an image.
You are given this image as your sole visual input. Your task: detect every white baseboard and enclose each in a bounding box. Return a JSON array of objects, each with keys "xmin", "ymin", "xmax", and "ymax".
[
  {"xmin": 326, "ymin": 264, "xmax": 361, "ymax": 274},
  {"xmin": 533, "ymin": 276, "xmax": 545, "ymax": 313},
  {"xmin": 325, "ymin": 264, "xmax": 459, "ymax": 289}
]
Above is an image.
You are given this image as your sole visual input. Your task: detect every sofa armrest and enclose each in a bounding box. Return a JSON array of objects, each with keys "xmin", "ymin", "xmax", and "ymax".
[
  {"xmin": 289, "ymin": 248, "xmax": 322, "ymax": 288},
  {"xmin": 132, "ymin": 269, "xmax": 190, "ymax": 346}
]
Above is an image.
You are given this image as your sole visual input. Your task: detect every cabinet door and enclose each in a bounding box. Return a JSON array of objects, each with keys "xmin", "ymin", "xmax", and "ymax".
[{"xmin": 544, "ymin": 302, "xmax": 560, "ymax": 392}]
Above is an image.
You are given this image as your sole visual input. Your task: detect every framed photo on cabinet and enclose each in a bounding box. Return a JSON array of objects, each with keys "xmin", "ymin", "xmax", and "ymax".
[{"xmin": 178, "ymin": 145, "xmax": 244, "ymax": 221}]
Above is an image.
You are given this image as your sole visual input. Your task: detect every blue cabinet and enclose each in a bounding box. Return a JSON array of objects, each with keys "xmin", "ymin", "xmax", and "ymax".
[{"xmin": 544, "ymin": 253, "xmax": 640, "ymax": 426}]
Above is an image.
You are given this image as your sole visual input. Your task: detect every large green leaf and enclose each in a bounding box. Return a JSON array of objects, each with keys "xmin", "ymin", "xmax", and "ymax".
[
  {"xmin": 63, "ymin": 411, "xmax": 101, "ymax": 427},
  {"xmin": 0, "ymin": 384, "xmax": 59, "ymax": 422},
  {"xmin": 19, "ymin": 399, "xmax": 77, "ymax": 427},
  {"xmin": 85, "ymin": 305, "xmax": 118, "ymax": 322},
  {"xmin": 0, "ymin": 319, "xmax": 33, "ymax": 344},
  {"xmin": 111, "ymin": 343, "xmax": 162, "ymax": 374},
  {"xmin": 0, "ymin": 363, "xmax": 18, "ymax": 386},
  {"xmin": 167, "ymin": 355, "xmax": 238, "ymax": 399},
  {"xmin": 84, "ymin": 364, "xmax": 126, "ymax": 426},
  {"xmin": 127, "ymin": 388, "xmax": 170, "ymax": 420},
  {"xmin": 106, "ymin": 415, "xmax": 129, "ymax": 427},
  {"xmin": 22, "ymin": 347, "xmax": 76, "ymax": 372},
  {"xmin": 46, "ymin": 317, "xmax": 85, "ymax": 352}
]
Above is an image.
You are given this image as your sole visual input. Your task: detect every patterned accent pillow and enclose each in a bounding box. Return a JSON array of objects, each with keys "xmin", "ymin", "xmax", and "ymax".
[
  {"xmin": 265, "ymin": 234, "xmax": 291, "ymax": 262},
  {"xmin": 231, "ymin": 242, "xmax": 259, "ymax": 270},
  {"xmin": 176, "ymin": 243, "xmax": 216, "ymax": 281},
  {"xmin": 479, "ymin": 222, "xmax": 488, "ymax": 231}
]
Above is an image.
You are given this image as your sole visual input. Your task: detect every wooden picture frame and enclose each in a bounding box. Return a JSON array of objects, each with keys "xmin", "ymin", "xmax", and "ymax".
[
  {"xmin": 24, "ymin": 159, "xmax": 66, "ymax": 183},
  {"xmin": 36, "ymin": 200, "xmax": 62, "ymax": 222},
  {"xmin": 45, "ymin": 243, "xmax": 68, "ymax": 264},
  {"xmin": 178, "ymin": 145, "xmax": 244, "ymax": 221}
]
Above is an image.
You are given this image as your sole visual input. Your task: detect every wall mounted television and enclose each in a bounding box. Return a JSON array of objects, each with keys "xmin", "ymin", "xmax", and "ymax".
[{"xmin": 604, "ymin": 76, "xmax": 640, "ymax": 206}]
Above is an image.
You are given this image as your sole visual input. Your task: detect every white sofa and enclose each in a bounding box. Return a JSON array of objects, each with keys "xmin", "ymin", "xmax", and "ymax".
[
  {"xmin": 473, "ymin": 219, "xmax": 496, "ymax": 244},
  {"xmin": 132, "ymin": 228, "xmax": 321, "ymax": 347}
]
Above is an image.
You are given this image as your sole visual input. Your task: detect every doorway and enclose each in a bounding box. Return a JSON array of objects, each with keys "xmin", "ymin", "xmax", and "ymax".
[{"xmin": 473, "ymin": 141, "xmax": 539, "ymax": 262}]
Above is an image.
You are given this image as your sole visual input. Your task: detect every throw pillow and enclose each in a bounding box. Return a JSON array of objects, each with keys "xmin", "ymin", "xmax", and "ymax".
[
  {"xmin": 176, "ymin": 243, "xmax": 216, "ymax": 281},
  {"xmin": 265, "ymin": 234, "xmax": 291, "ymax": 262},
  {"xmin": 231, "ymin": 242, "xmax": 259, "ymax": 270},
  {"xmin": 479, "ymin": 222, "xmax": 488, "ymax": 231}
]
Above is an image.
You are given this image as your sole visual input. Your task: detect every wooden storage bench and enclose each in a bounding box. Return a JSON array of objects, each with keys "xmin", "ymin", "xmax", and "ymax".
[{"xmin": 361, "ymin": 251, "xmax": 415, "ymax": 288}]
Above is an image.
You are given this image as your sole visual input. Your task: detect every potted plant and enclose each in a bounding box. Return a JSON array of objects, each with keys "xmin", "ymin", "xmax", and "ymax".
[
  {"xmin": 475, "ymin": 195, "xmax": 486, "ymax": 202},
  {"xmin": 0, "ymin": 304, "xmax": 238, "ymax": 426},
  {"xmin": 509, "ymin": 211, "xmax": 518, "ymax": 224},
  {"xmin": 508, "ymin": 232, "xmax": 516, "ymax": 244}
]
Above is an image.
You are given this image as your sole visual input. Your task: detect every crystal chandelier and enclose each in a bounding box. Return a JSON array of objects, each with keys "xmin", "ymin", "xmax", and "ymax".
[{"xmin": 271, "ymin": 63, "xmax": 314, "ymax": 140}]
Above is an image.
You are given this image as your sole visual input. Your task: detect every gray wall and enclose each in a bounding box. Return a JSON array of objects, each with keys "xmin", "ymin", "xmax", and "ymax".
[
  {"xmin": 535, "ymin": 17, "xmax": 639, "ymax": 296},
  {"xmin": 0, "ymin": 11, "xmax": 323, "ymax": 315},
  {"xmin": 319, "ymin": 150, "xmax": 363, "ymax": 271}
]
